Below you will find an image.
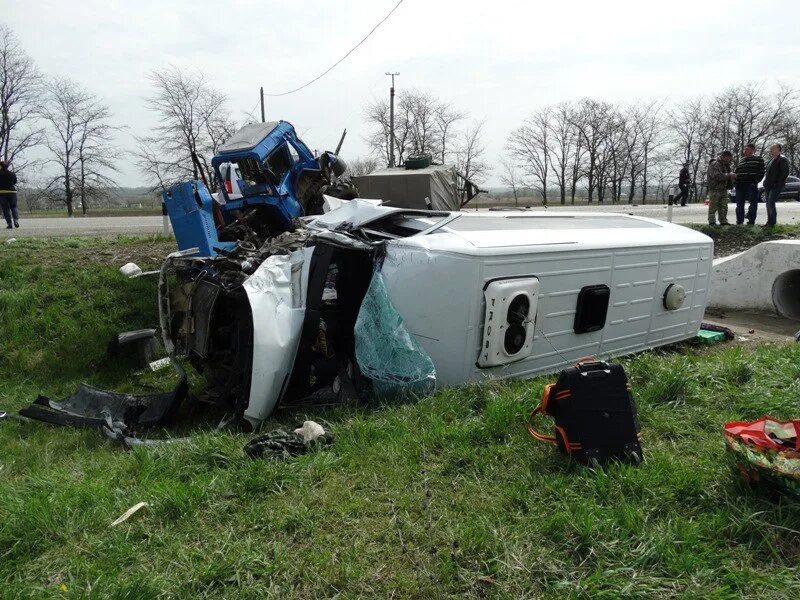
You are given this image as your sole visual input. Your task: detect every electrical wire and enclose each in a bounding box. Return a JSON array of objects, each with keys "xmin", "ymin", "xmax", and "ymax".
[
  {"xmin": 244, "ymin": 99, "xmax": 262, "ymax": 123},
  {"xmin": 528, "ymin": 318, "xmax": 573, "ymax": 366},
  {"xmin": 263, "ymin": 0, "xmax": 404, "ymax": 97}
]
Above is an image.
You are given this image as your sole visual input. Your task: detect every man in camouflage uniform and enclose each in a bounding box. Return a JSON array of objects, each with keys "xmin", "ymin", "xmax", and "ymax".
[{"xmin": 706, "ymin": 150, "xmax": 736, "ymax": 226}]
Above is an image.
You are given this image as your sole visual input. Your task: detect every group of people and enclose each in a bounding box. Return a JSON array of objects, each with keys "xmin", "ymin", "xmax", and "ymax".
[
  {"xmin": 677, "ymin": 144, "xmax": 791, "ymax": 227},
  {"xmin": 0, "ymin": 161, "xmax": 19, "ymax": 229}
]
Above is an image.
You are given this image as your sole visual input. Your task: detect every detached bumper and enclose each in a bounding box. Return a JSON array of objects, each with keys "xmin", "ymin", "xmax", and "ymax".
[{"xmin": 20, "ymin": 369, "xmax": 188, "ymax": 431}]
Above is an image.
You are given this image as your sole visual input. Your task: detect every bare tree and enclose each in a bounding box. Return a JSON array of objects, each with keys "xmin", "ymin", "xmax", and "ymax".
[
  {"xmin": 623, "ymin": 105, "xmax": 646, "ymax": 202},
  {"xmin": 635, "ymin": 100, "xmax": 664, "ymax": 204},
  {"xmin": 363, "ymin": 97, "xmax": 392, "ymax": 166},
  {"xmin": 498, "ymin": 155, "xmax": 522, "ymax": 206},
  {"xmin": 777, "ymin": 105, "xmax": 800, "ymax": 176},
  {"xmin": 405, "ymin": 90, "xmax": 441, "ymax": 159},
  {"xmin": 570, "ymin": 99, "xmax": 617, "ymax": 203},
  {"xmin": 547, "ymin": 102, "xmax": 578, "ymax": 205},
  {"xmin": 40, "ymin": 78, "xmax": 118, "ymax": 216},
  {"xmin": 75, "ymin": 102, "xmax": 120, "ymax": 214},
  {"xmin": 435, "ymin": 102, "xmax": 466, "ymax": 164},
  {"xmin": 506, "ymin": 107, "xmax": 551, "ymax": 205},
  {"xmin": 710, "ymin": 83, "xmax": 795, "ymax": 158},
  {"xmin": 0, "ymin": 25, "xmax": 43, "ymax": 171},
  {"xmin": 668, "ymin": 98, "xmax": 708, "ymax": 202},
  {"xmin": 455, "ymin": 120, "xmax": 488, "ymax": 203},
  {"xmin": 135, "ymin": 67, "xmax": 235, "ymax": 190},
  {"xmin": 348, "ymin": 156, "xmax": 379, "ymax": 177}
]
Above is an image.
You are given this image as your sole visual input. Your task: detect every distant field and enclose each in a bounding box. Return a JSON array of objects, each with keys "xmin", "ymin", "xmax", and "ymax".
[{"xmin": 21, "ymin": 207, "xmax": 162, "ymax": 218}]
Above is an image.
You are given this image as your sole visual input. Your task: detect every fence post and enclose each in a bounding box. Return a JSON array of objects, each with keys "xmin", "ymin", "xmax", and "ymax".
[{"xmin": 667, "ymin": 194, "xmax": 674, "ymax": 223}]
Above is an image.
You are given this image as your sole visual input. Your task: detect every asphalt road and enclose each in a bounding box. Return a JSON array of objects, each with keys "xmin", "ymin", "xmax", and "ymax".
[
  {"xmin": 2, "ymin": 202, "xmax": 800, "ymax": 239},
  {"xmin": 473, "ymin": 200, "xmax": 800, "ymax": 225},
  {"xmin": 1, "ymin": 215, "xmax": 168, "ymax": 238}
]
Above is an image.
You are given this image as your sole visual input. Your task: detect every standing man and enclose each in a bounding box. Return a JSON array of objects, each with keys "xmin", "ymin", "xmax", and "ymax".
[
  {"xmin": 734, "ymin": 143, "xmax": 765, "ymax": 225},
  {"xmin": 762, "ymin": 144, "xmax": 790, "ymax": 228},
  {"xmin": 0, "ymin": 161, "xmax": 19, "ymax": 229},
  {"xmin": 677, "ymin": 162, "xmax": 691, "ymax": 206},
  {"xmin": 706, "ymin": 150, "xmax": 736, "ymax": 226}
]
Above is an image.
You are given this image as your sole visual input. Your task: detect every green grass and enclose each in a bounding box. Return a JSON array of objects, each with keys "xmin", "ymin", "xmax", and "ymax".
[
  {"xmin": 2, "ymin": 238, "xmax": 800, "ymax": 598},
  {"xmin": 690, "ymin": 223, "xmax": 800, "ymax": 257}
]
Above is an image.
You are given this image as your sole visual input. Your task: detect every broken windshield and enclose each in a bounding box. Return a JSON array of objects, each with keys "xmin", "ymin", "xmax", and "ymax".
[{"xmin": 357, "ymin": 212, "xmax": 451, "ymax": 239}]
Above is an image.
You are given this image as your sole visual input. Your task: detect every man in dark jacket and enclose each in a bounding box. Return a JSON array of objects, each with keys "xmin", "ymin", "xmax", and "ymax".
[
  {"xmin": 0, "ymin": 161, "xmax": 19, "ymax": 229},
  {"xmin": 734, "ymin": 143, "xmax": 765, "ymax": 225},
  {"xmin": 677, "ymin": 162, "xmax": 690, "ymax": 206},
  {"xmin": 763, "ymin": 144, "xmax": 790, "ymax": 228}
]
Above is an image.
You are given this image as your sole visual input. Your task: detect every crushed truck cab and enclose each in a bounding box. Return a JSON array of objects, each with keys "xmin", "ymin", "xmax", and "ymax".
[{"xmin": 163, "ymin": 121, "xmax": 349, "ymax": 256}]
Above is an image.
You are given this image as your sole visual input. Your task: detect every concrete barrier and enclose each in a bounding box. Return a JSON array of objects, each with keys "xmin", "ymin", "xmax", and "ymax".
[{"xmin": 709, "ymin": 240, "xmax": 800, "ymax": 319}]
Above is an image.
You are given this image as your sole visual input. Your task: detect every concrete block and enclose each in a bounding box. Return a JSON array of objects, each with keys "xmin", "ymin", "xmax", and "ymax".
[{"xmin": 709, "ymin": 240, "xmax": 800, "ymax": 319}]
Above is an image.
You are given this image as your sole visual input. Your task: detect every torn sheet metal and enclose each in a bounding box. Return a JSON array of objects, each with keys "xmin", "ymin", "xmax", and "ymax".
[
  {"xmin": 242, "ymin": 248, "xmax": 311, "ymax": 427},
  {"xmin": 310, "ymin": 198, "xmax": 399, "ymax": 230}
]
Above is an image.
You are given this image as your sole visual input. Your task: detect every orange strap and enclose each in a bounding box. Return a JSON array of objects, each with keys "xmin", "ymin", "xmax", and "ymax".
[{"xmin": 526, "ymin": 384, "xmax": 557, "ymax": 443}]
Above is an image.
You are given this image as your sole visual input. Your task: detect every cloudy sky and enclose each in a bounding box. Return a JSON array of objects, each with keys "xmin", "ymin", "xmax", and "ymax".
[{"xmin": 4, "ymin": 0, "xmax": 800, "ymax": 186}]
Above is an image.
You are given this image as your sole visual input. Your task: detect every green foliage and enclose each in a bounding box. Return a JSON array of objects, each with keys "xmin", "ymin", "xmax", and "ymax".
[{"xmin": 1, "ymin": 238, "xmax": 799, "ymax": 597}]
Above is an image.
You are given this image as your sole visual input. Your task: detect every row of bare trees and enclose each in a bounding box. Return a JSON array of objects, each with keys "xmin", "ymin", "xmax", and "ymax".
[
  {"xmin": 0, "ymin": 25, "xmax": 119, "ymax": 215},
  {"xmin": 6, "ymin": 19, "xmax": 799, "ymax": 213},
  {"xmin": 503, "ymin": 84, "xmax": 799, "ymax": 205},
  {"xmin": 1, "ymin": 23, "xmax": 241, "ymax": 214}
]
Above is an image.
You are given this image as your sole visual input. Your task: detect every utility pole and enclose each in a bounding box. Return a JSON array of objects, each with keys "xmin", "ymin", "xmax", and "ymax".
[
  {"xmin": 385, "ymin": 72, "xmax": 399, "ymax": 167},
  {"xmin": 260, "ymin": 87, "xmax": 265, "ymax": 123}
]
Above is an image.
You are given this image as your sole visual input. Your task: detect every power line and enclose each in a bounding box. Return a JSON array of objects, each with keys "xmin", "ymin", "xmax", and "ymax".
[
  {"xmin": 264, "ymin": 0, "xmax": 404, "ymax": 98},
  {"xmin": 244, "ymin": 99, "xmax": 261, "ymax": 122}
]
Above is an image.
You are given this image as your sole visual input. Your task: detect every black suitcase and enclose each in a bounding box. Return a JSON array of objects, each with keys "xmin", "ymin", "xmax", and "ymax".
[{"xmin": 527, "ymin": 358, "xmax": 642, "ymax": 465}]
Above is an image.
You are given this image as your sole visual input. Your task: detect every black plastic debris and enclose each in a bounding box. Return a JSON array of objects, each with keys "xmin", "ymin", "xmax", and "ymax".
[
  {"xmin": 20, "ymin": 366, "xmax": 187, "ymax": 431},
  {"xmin": 244, "ymin": 421, "xmax": 332, "ymax": 460}
]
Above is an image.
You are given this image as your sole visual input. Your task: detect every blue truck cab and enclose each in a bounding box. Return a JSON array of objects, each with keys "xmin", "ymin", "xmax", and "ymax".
[{"xmin": 163, "ymin": 120, "xmax": 341, "ymax": 256}]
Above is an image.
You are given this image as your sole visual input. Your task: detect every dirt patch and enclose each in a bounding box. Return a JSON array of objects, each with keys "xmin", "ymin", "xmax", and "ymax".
[{"xmin": 704, "ymin": 308, "xmax": 800, "ymax": 345}]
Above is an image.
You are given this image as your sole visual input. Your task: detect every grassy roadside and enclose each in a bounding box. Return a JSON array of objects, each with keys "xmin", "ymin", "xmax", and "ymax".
[
  {"xmin": 1, "ymin": 238, "xmax": 800, "ymax": 598},
  {"xmin": 689, "ymin": 223, "xmax": 800, "ymax": 257}
]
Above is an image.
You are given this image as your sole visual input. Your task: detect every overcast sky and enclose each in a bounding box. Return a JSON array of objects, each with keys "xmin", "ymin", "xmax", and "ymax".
[{"xmin": 4, "ymin": 0, "xmax": 800, "ymax": 186}]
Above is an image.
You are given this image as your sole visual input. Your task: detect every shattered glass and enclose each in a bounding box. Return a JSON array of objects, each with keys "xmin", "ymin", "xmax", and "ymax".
[{"xmin": 354, "ymin": 270, "xmax": 436, "ymax": 399}]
